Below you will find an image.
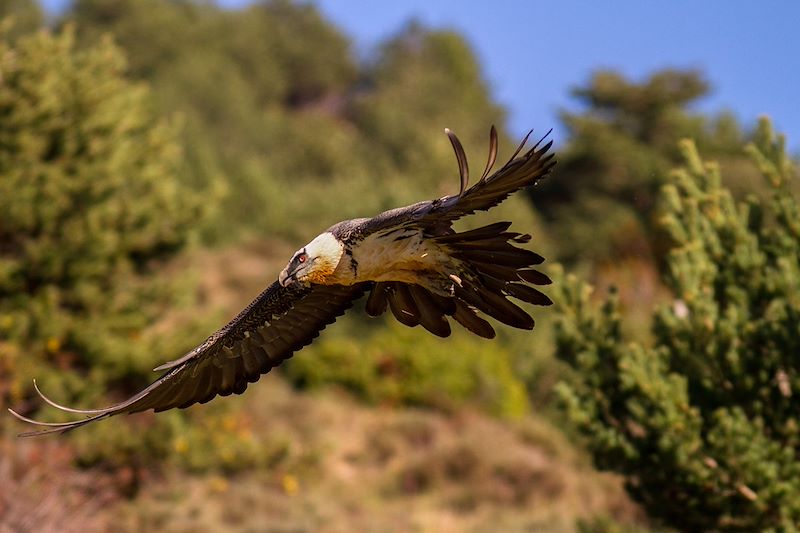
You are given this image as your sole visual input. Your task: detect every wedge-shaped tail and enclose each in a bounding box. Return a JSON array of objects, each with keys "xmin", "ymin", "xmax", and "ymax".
[{"xmin": 363, "ymin": 221, "xmax": 552, "ymax": 338}]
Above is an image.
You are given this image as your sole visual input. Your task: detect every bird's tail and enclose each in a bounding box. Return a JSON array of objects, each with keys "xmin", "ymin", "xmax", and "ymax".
[{"xmin": 364, "ymin": 221, "xmax": 551, "ymax": 338}]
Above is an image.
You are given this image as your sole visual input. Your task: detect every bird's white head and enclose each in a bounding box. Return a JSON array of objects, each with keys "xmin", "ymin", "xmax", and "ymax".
[{"xmin": 279, "ymin": 232, "xmax": 345, "ymax": 287}]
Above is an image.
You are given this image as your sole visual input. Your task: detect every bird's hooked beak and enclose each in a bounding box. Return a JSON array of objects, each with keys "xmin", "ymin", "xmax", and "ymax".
[
  {"xmin": 280, "ymin": 248, "xmax": 308, "ymax": 287},
  {"xmin": 278, "ymin": 267, "xmax": 295, "ymax": 287}
]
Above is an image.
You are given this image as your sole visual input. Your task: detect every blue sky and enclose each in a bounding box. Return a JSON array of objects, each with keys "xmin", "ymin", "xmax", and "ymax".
[{"xmin": 41, "ymin": 0, "xmax": 800, "ymax": 149}]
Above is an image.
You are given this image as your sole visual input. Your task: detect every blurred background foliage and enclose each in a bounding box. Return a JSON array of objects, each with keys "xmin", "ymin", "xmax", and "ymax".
[{"xmin": 1, "ymin": 0, "xmax": 797, "ymax": 531}]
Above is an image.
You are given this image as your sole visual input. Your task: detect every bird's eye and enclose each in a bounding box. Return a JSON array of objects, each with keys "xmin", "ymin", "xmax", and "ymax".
[{"xmin": 298, "ymin": 254, "xmax": 307, "ymax": 263}]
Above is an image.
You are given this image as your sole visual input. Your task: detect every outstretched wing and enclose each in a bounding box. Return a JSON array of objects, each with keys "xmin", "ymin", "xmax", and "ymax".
[
  {"xmin": 354, "ymin": 126, "xmax": 555, "ymax": 238},
  {"xmin": 10, "ymin": 282, "xmax": 367, "ymax": 436}
]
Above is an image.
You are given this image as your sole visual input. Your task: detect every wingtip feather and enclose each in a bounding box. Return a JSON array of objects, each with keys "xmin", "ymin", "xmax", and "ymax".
[
  {"xmin": 32, "ymin": 378, "xmax": 105, "ymax": 414},
  {"xmin": 445, "ymin": 127, "xmax": 470, "ymax": 196},
  {"xmin": 479, "ymin": 125, "xmax": 499, "ymax": 181}
]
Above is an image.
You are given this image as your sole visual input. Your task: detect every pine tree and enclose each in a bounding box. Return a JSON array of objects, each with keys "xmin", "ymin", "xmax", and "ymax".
[
  {"xmin": 553, "ymin": 118, "xmax": 800, "ymax": 530},
  {"xmin": 0, "ymin": 26, "xmax": 209, "ymax": 415},
  {"xmin": 536, "ymin": 69, "xmax": 755, "ymax": 265}
]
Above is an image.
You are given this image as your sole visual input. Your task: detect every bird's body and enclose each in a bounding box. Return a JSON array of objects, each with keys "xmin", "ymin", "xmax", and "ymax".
[
  {"xmin": 10, "ymin": 126, "xmax": 556, "ymax": 436},
  {"xmin": 327, "ymin": 227, "xmax": 455, "ymax": 290}
]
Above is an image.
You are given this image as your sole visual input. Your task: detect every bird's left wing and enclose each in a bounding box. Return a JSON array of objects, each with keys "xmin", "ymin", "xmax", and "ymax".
[
  {"xmin": 354, "ymin": 126, "xmax": 555, "ymax": 238},
  {"xmin": 9, "ymin": 282, "xmax": 367, "ymax": 436}
]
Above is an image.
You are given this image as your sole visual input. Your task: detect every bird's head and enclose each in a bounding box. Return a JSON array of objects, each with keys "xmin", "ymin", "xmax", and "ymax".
[{"xmin": 279, "ymin": 232, "xmax": 345, "ymax": 287}]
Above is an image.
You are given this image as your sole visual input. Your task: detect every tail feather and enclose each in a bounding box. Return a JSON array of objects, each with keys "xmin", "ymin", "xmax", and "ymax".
[
  {"xmin": 435, "ymin": 221, "xmax": 511, "ymax": 243},
  {"xmin": 476, "ymin": 272, "xmax": 508, "ymax": 293},
  {"xmin": 454, "ymin": 249, "xmax": 544, "ymax": 268},
  {"xmin": 365, "ymin": 221, "xmax": 551, "ymax": 337},
  {"xmin": 409, "ymin": 286, "xmax": 451, "ymax": 337},
  {"xmin": 453, "ymin": 300, "xmax": 496, "ymax": 339},
  {"xmin": 517, "ymin": 269, "xmax": 552, "ymax": 285},
  {"xmin": 469, "ymin": 262, "xmax": 521, "ymax": 283},
  {"xmin": 504, "ymin": 283, "xmax": 553, "ymax": 306},
  {"xmin": 456, "ymin": 284, "xmax": 534, "ymax": 330}
]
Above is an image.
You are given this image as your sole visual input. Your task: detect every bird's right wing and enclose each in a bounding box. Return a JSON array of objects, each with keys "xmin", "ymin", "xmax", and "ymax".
[{"xmin": 10, "ymin": 281, "xmax": 367, "ymax": 436}]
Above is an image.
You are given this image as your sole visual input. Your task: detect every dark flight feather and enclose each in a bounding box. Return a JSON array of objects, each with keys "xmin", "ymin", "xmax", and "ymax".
[
  {"xmin": 445, "ymin": 128, "xmax": 470, "ymax": 197},
  {"xmin": 479, "ymin": 125, "xmax": 499, "ymax": 181},
  {"xmin": 503, "ymin": 283, "xmax": 554, "ymax": 306},
  {"xmin": 456, "ymin": 284, "xmax": 534, "ymax": 330},
  {"xmin": 452, "ymin": 300, "xmax": 496, "ymax": 339},
  {"xmin": 356, "ymin": 128, "xmax": 555, "ymax": 237},
  {"xmin": 409, "ymin": 286, "xmax": 452, "ymax": 337},
  {"xmin": 388, "ymin": 284, "xmax": 420, "ymax": 327},
  {"xmin": 365, "ymin": 281, "xmax": 391, "ymax": 317}
]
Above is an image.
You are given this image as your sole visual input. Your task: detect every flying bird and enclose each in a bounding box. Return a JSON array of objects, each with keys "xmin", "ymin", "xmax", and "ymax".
[{"xmin": 10, "ymin": 126, "xmax": 555, "ymax": 436}]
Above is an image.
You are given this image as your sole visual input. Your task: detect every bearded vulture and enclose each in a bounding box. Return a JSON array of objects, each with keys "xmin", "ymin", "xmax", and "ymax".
[{"xmin": 10, "ymin": 126, "xmax": 555, "ymax": 436}]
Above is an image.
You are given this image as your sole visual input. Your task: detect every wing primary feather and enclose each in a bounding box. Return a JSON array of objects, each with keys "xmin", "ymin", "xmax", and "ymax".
[
  {"xmin": 479, "ymin": 125, "xmax": 499, "ymax": 181},
  {"xmin": 473, "ymin": 261, "xmax": 526, "ymax": 281},
  {"xmin": 8, "ymin": 407, "xmax": 87, "ymax": 428},
  {"xmin": 530, "ymin": 128, "xmax": 554, "ymax": 152},
  {"xmin": 502, "ymin": 129, "xmax": 533, "ymax": 169},
  {"xmin": 454, "ymin": 249, "xmax": 545, "ymax": 268},
  {"xmin": 445, "ymin": 128, "xmax": 469, "ymax": 196},
  {"xmin": 30, "ymin": 379, "xmax": 107, "ymax": 415}
]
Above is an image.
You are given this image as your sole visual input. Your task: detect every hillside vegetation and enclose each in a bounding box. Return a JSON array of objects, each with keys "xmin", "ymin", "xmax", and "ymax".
[{"xmin": 1, "ymin": 1, "xmax": 796, "ymax": 531}]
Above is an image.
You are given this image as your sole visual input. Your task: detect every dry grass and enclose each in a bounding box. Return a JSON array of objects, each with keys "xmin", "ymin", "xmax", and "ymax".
[
  {"xmin": 0, "ymin": 436, "xmax": 115, "ymax": 532},
  {"xmin": 109, "ymin": 379, "xmax": 644, "ymax": 532}
]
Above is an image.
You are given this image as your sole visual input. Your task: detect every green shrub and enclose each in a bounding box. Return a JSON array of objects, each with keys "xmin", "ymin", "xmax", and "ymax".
[
  {"xmin": 0, "ymin": 26, "xmax": 211, "ymax": 423},
  {"xmin": 553, "ymin": 118, "xmax": 800, "ymax": 530},
  {"xmin": 284, "ymin": 319, "xmax": 530, "ymax": 418}
]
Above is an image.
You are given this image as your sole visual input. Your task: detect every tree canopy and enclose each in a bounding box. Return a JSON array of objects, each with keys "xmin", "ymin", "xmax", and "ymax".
[{"xmin": 535, "ymin": 69, "xmax": 758, "ymax": 266}]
